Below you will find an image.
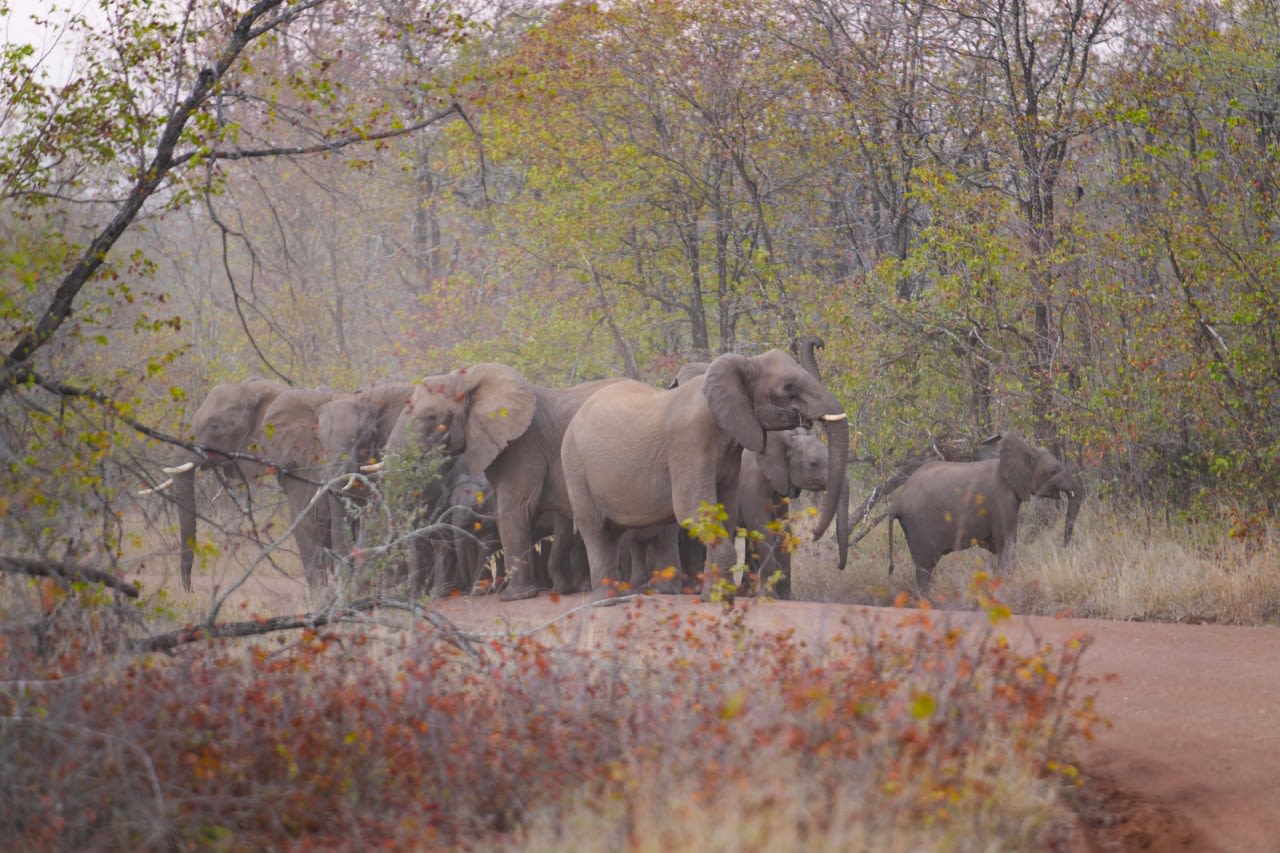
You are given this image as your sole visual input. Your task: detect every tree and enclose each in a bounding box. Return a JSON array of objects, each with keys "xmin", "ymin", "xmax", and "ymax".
[{"xmin": 0, "ymin": 0, "xmax": 469, "ymax": 579}]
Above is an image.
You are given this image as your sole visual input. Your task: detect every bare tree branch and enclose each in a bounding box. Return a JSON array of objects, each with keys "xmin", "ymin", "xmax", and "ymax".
[{"xmin": 0, "ymin": 555, "xmax": 141, "ymax": 598}]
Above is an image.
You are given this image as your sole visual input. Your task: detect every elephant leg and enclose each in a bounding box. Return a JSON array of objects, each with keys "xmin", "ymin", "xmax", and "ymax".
[
  {"xmin": 283, "ymin": 478, "xmax": 330, "ymax": 590},
  {"xmin": 677, "ymin": 530, "xmax": 705, "ymax": 592},
  {"xmin": 544, "ymin": 515, "xmax": 588, "ymax": 594},
  {"xmin": 995, "ymin": 538, "xmax": 1017, "ymax": 576},
  {"xmin": 645, "ymin": 525, "xmax": 683, "ymax": 594},
  {"xmin": 914, "ymin": 562, "xmax": 935, "ymax": 594},
  {"xmin": 497, "ymin": 502, "xmax": 540, "ymax": 602},
  {"xmin": 580, "ymin": 520, "xmax": 625, "ymax": 595},
  {"xmin": 406, "ymin": 531, "xmax": 434, "ymax": 599},
  {"xmin": 672, "ymin": 471, "xmax": 738, "ymax": 598},
  {"xmin": 327, "ymin": 493, "xmax": 353, "ymax": 581},
  {"xmin": 772, "ymin": 548, "xmax": 793, "ymax": 600},
  {"xmin": 563, "ymin": 534, "xmax": 590, "ymax": 594}
]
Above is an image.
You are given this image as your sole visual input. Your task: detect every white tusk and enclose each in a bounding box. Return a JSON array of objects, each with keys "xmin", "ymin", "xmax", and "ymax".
[
  {"xmin": 162, "ymin": 461, "xmax": 196, "ymax": 475},
  {"xmin": 341, "ymin": 474, "xmax": 359, "ymax": 491},
  {"xmin": 137, "ymin": 477, "xmax": 174, "ymax": 496},
  {"xmin": 359, "ymin": 461, "xmax": 384, "ymax": 474},
  {"xmin": 819, "ymin": 412, "xmax": 848, "ymax": 422}
]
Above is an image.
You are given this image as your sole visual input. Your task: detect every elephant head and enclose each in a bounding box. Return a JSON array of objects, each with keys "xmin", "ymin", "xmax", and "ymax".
[
  {"xmin": 996, "ymin": 434, "xmax": 1084, "ymax": 547},
  {"xmin": 702, "ymin": 349, "xmax": 849, "ymax": 565},
  {"xmin": 755, "ymin": 427, "xmax": 828, "ymax": 496},
  {"xmin": 387, "ymin": 364, "xmax": 537, "ymax": 473},
  {"xmin": 318, "ymin": 381, "xmax": 413, "ymax": 487},
  {"xmin": 166, "ymin": 378, "xmax": 287, "ymax": 591}
]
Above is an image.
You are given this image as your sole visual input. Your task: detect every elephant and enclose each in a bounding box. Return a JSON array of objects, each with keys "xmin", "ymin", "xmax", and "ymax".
[
  {"xmin": 140, "ymin": 378, "xmax": 287, "ymax": 592},
  {"xmin": 429, "ymin": 459, "xmax": 502, "ymax": 596},
  {"xmin": 385, "ymin": 365, "xmax": 622, "ymax": 600},
  {"xmin": 258, "ymin": 388, "xmax": 347, "ymax": 590},
  {"xmin": 561, "ymin": 348, "xmax": 850, "ymax": 598},
  {"xmin": 735, "ymin": 426, "xmax": 831, "ymax": 598},
  {"xmin": 667, "ymin": 338, "xmax": 849, "ymax": 599},
  {"xmin": 887, "ymin": 433, "xmax": 1083, "ymax": 591},
  {"xmin": 735, "ymin": 334, "xmax": 850, "ymax": 598},
  {"xmin": 316, "ymin": 381, "xmax": 414, "ymax": 556}
]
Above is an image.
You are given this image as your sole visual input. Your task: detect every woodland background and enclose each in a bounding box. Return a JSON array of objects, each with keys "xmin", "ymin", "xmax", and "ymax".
[
  {"xmin": 2, "ymin": 2, "xmax": 1278, "ymax": 847},
  {"xmin": 2, "ymin": 0, "xmax": 1279, "ymax": 578}
]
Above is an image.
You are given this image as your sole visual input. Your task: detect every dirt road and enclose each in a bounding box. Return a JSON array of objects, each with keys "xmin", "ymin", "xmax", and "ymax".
[{"xmin": 428, "ymin": 593, "xmax": 1280, "ymax": 853}]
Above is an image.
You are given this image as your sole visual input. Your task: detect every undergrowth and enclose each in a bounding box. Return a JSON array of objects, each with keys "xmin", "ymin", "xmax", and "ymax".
[{"xmin": 0, "ymin": 577, "xmax": 1101, "ymax": 851}]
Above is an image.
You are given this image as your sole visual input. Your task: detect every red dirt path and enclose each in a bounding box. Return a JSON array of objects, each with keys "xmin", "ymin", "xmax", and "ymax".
[{"xmin": 428, "ymin": 593, "xmax": 1280, "ymax": 853}]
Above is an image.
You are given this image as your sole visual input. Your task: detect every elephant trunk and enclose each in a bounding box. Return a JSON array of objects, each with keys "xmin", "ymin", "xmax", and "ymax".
[
  {"xmin": 812, "ymin": 410, "xmax": 849, "ymax": 569},
  {"xmin": 834, "ymin": 472, "xmax": 850, "ymax": 570},
  {"xmin": 175, "ymin": 463, "xmax": 197, "ymax": 592},
  {"xmin": 794, "ymin": 336, "xmax": 824, "ymax": 382},
  {"xmin": 1062, "ymin": 481, "xmax": 1084, "ymax": 547}
]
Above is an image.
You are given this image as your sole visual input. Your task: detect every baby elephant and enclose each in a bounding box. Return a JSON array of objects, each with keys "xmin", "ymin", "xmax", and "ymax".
[{"xmin": 888, "ymin": 433, "xmax": 1082, "ymax": 591}]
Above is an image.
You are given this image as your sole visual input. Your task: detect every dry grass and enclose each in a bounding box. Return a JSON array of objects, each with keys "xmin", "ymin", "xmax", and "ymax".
[{"xmin": 791, "ymin": 491, "xmax": 1280, "ymax": 625}]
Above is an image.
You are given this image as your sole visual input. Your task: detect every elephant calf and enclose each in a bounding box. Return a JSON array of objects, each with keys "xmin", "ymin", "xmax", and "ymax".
[{"xmin": 888, "ymin": 433, "xmax": 1082, "ymax": 592}]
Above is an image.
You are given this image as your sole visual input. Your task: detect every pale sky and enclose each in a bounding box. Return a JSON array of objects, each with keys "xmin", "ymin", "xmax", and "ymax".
[{"xmin": 3, "ymin": 0, "xmax": 100, "ymax": 84}]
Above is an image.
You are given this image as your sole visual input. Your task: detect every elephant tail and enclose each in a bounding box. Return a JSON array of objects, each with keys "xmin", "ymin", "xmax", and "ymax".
[{"xmin": 887, "ymin": 511, "xmax": 896, "ymax": 576}]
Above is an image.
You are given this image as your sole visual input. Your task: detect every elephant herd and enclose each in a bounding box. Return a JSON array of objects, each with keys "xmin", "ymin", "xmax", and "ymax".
[{"xmin": 141, "ymin": 338, "xmax": 1083, "ymax": 601}]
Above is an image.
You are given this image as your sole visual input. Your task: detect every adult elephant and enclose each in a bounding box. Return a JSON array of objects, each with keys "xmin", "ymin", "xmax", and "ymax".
[
  {"xmin": 736, "ymin": 426, "xmax": 830, "ymax": 599},
  {"xmin": 316, "ymin": 381, "xmax": 414, "ymax": 558},
  {"xmin": 562, "ymin": 349, "xmax": 850, "ymax": 597},
  {"xmin": 888, "ymin": 433, "xmax": 1083, "ymax": 591},
  {"xmin": 258, "ymin": 387, "xmax": 344, "ymax": 590},
  {"xmin": 140, "ymin": 378, "xmax": 287, "ymax": 592},
  {"xmin": 386, "ymin": 365, "xmax": 621, "ymax": 600}
]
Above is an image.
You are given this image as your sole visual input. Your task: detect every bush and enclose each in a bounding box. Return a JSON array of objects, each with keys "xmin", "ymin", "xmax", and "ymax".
[{"xmin": 0, "ymin": 579, "xmax": 1100, "ymax": 851}]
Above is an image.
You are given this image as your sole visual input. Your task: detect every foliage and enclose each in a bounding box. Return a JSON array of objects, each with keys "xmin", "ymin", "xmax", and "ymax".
[{"xmin": 0, "ymin": 578, "xmax": 1099, "ymax": 850}]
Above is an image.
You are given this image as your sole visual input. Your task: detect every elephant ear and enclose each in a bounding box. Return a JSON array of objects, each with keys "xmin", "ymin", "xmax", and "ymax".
[
  {"xmin": 755, "ymin": 431, "xmax": 792, "ymax": 495},
  {"xmin": 703, "ymin": 353, "xmax": 765, "ymax": 453},
  {"xmin": 459, "ymin": 363, "xmax": 537, "ymax": 473},
  {"xmin": 669, "ymin": 361, "xmax": 709, "ymax": 389},
  {"xmin": 997, "ymin": 434, "xmax": 1035, "ymax": 502}
]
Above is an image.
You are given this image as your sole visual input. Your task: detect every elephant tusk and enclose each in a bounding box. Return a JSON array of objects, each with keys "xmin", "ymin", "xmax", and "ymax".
[
  {"xmin": 137, "ymin": 477, "xmax": 174, "ymax": 496},
  {"xmin": 340, "ymin": 474, "xmax": 360, "ymax": 491},
  {"xmin": 360, "ymin": 461, "xmax": 384, "ymax": 474},
  {"xmin": 162, "ymin": 461, "xmax": 196, "ymax": 475},
  {"xmin": 819, "ymin": 412, "xmax": 848, "ymax": 422}
]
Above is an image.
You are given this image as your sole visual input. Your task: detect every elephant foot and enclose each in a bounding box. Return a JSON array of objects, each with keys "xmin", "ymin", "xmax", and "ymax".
[{"xmin": 500, "ymin": 584, "xmax": 539, "ymax": 602}]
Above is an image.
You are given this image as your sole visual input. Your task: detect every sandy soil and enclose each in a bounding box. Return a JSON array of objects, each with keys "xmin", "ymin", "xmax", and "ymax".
[
  {"xmin": 143, "ymin": 572, "xmax": 1280, "ymax": 852},
  {"xmin": 425, "ymin": 593, "xmax": 1280, "ymax": 853}
]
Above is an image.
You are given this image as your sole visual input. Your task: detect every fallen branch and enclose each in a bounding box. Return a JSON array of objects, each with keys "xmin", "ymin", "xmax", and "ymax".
[
  {"xmin": 0, "ymin": 555, "xmax": 141, "ymax": 598},
  {"xmin": 133, "ymin": 592, "xmax": 649, "ymax": 656}
]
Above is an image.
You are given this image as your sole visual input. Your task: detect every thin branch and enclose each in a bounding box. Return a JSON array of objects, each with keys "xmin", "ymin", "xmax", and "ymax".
[
  {"xmin": 176, "ymin": 102, "xmax": 464, "ymax": 168},
  {"xmin": 0, "ymin": 555, "xmax": 141, "ymax": 598}
]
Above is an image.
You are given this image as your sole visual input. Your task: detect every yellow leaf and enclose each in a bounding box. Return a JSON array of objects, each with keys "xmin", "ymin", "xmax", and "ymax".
[{"xmin": 909, "ymin": 693, "xmax": 936, "ymax": 720}]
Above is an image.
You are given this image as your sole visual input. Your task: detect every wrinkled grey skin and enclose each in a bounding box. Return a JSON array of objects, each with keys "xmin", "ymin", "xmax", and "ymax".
[
  {"xmin": 169, "ymin": 379, "xmax": 287, "ymax": 592},
  {"xmin": 736, "ymin": 426, "xmax": 829, "ymax": 599},
  {"xmin": 674, "ymin": 339, "xmax": 850, "ymax": 599},
  {"xmin": 563, "ymin": 349, "xmax": 850, "ymax": 597},
  {"xmin": 387, "ymin": 365, "xmax": 622, "ymax": 601},
  {"xmin": 888, "ymin": 433, "xmax": 1083, "ymax": 591},
  {"xmin": 432, "ymin": 459, "xmax": 501, "ymax": 595},
  {"xmin": 618, "ymin": 523, "xmax": 683, "ymax": 591},
  {"xmin": 316, "ymin": 381, "xmax": 414, "ymax": 557},
  {"xmin": 259, "ymin": 388, "xmax": 343, "ymax": 590}
]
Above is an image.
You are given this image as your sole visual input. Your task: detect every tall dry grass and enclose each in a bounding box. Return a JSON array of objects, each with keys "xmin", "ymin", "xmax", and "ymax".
[{"xmin": 792, "ymin": 491, "xmax": 1280, "ymax": 624}]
